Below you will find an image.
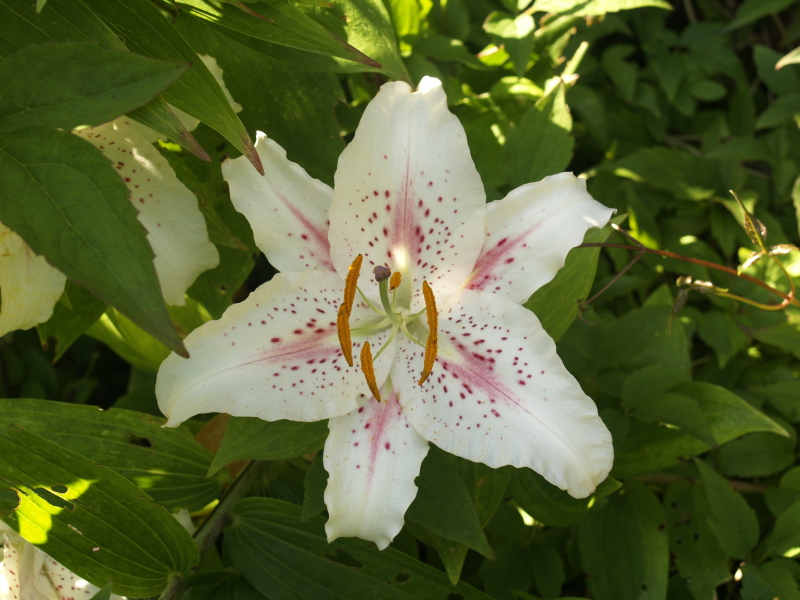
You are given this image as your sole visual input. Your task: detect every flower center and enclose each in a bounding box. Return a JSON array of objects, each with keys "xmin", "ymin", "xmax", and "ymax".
[{"xmin": 336, "ymin": 254, "xmax": 438, "ymax": 401}]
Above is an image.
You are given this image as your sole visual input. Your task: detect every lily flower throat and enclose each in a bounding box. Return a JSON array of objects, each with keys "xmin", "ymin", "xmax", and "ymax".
[{"xmin": 336, "ymin": 254, "xmax": 438, "ymax": 401}]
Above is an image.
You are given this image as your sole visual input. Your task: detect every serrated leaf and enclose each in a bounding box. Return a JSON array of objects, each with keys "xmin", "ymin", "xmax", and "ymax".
[
  {"xmin": 210, "ymin": 417, "xmax": 329, "ymax": 475},
  {"xmin": 0, "ymin": 427, "xmax": 198, "ymax": 597},
  {"xmin": 226, "ymin": 497, "xmax": 494, "ymax": 599},
  {"xmin": 81, "ymin": 0, "xmax": 263, "ymax": 174},
  {"xmin": 0, "ymin": 42, "xmax": 187, "ymax": 132},
  {"xmin": 577, "ymin": 483, "xmax": 668, "ymax": 600},
  {"xmin": 0, "ymin": 398, "xmax": 220, "ymax": 512},
  {"xmin": 0, "ymin": 127, "xmax": 186, "ymax": 356},
  {"xmin": 175, "ymin": 0, "xmax": 380, "ymax": 69},
  {"xmin": 0, "ymin": 0, "xmax": 210, "ymax": 162},
  {"xmin": 696, "ymin": 459, "xmax": 759, "ymax": 559}
]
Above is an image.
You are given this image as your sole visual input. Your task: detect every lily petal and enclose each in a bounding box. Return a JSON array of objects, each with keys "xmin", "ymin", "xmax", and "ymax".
[
  {"xmin": 0, "ymin": 223, "xmax": 67, "ymax": 337},
  {"xmin": 466, "ymin": 173, "xmax": 613, "ymax": 304},
  {"xmin": 0, "ymin": 522, "xmax": 125, "ymax": 600},
  {"xmin": 157, "ymin": 270, "xmax": 394, "ymax": 427},
  {"xmin": 329, "ymin": 77, "xmax": 486, "ymax": 310},
  {"xmin": 75, "ymin": 119, "xmax": 219, "ymax": 306},
  {"xmin": 222, "ymin": 132, "xmax": 334, "ymax": 272},
  {"xmin": 393, "ymin": 289, "xmax": 613, "ymax": 498},
  {"xmin": 324, "ymin": 390, "xmax": 429, "ymax": 550}
]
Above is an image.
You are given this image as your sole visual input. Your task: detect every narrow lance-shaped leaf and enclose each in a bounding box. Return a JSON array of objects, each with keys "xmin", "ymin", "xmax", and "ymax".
[
  {"xmin": 0, "ymin": 42, "xmax": 188, "ymax": 132},
  {"xmin": 82, "ymin": 0, "xmax": 263, "ymax": 173},
  {"xmin": 0, "ymin": 127, "xmax": 187, "ymax": 356}
]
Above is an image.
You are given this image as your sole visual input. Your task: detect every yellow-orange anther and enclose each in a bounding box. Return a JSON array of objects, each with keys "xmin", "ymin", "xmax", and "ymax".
[
  {"xmin": 418, "ymin": 281, "xmax": 438, "ymax": 385},
  {"xmin": 389, "ymin": 271, "xmax": 402, "ymax": 291},
  {"xmin": 343, "ymin": 254, "xmax": 363, "ymax": 316},
  {"xmin": 336, "ymin": 303, "xmax": 353, "ymax": 367},
  {"xmin": 360, "ymin": 341, "xmax": 382, "ymax": 401}
]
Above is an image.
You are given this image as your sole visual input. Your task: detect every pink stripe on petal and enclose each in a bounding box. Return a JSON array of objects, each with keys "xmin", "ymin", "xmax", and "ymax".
[{"xmin": 324, "ymin": 391, "xmax": 429, "ymax": 550}]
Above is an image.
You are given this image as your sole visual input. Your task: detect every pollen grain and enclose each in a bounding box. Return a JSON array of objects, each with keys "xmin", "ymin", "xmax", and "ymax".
[
  {"xmin": 360, "ymin": 341, "xmax": 382, "ymax": 401},
  {"xmin": 418, "ymin": 281, "xmax": 438, "ymax": 385}
]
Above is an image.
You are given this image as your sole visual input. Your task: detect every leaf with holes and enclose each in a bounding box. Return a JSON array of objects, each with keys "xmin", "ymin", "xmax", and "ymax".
[
  {"xmin": 0, "ymin": 427, "xmax": 198, "ymax": 597},
  {"xmin": 0, "ymin": 398, "xmax": 220, "ymax": 512}
]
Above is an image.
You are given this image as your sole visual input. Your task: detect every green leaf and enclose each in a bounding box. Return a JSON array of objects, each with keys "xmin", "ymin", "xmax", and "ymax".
[
  {"xmin": 0, "ymin": 127, "xmax": 186, "ymax": 356},
  {"xmin": 742, "ymin": 562, "xmax": 800, "ymax": 600},
  {"xmin": 526, "ymin": 224, "xmax": 612, "ymax": 341},
  {"xmin": 0, "ymin": 427, "xmax": 198, "ymax": 597},
  {"xmin": 695, "ymin": 459, "xmax": 759, "ymax": 559},
  {"xmin": 484, "ymin": 12, "xmax": 535, "ymax": 77},
  {"xmin": 0, "ymin": 398, "xmax": 220, "ymax": 512},
  {"xmin": 0, "ymin": 0, "xmax": 210, "ymax": 162},
  {"xmin": 629, "ymin": 392, "xmax": 715, "ymax": 446},
  {"xmin": 81, "ymin": 0, "xmax": 263, "ymax": 174},
  {"xmin": 89, "ymin": 582, "xmax": 114, "ymax": 600},
  {"xmin": 87, "ymin": 307, "xmax": 170, "ymax": 372},
  {"xmin": 724, "ymin": 0, "xmax": 797, "ymax": 32},
  {"xmin": 37, "ymin": 281, "xmax": 107, "ymax": 362},
  {"xmin": 718, "ymin": 431, "xmax": 796, "ymax": 478},
  {"xmin": 505, "ymin": 82, "xmax": 573, "ymax": 188},
  {"xmin": 531, "ymin": 0, "xmax": 672, "ymax": 17},
  {"xmin": 510, "ymin": 468, "xmax": 590, "ymax": 527},
  {"xmin": 175, "ymin": 0, "xmax": 380, "ymax": 69},
  {"xmin": 226, "ymin": 497, "xmax": 494, "ymax": 599},
  {"xmin": 210, "ymin": 417, "xmax": 328, "ymax": 475},
  {"xmin": 663, "ymin": 481, "xmax": 730, "ymax": 600},
  {"xmin": 0, "ymin": 42, "xmax": 187, "ymax": 132},
  {"xmin": 577, "ymin": 483, "xmax": 669, "ymax": 600},
  {"xmin": 406, "ymin": 448, "xmax": 494, "ymax": 559},
  {"xmin": 777, "ymin": 47, "xmax": 800, "ymax": 69},
  {"xmin": 301, "ymin": 453, "xmax": 327, "ymax": 521}
]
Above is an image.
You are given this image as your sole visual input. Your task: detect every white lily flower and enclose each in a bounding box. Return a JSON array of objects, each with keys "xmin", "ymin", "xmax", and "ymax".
[
  {"xmin": 156, "ymin": 77, "xmax": 614, "ymax": 550},
  {"xmin": 0, "ymin": 521, "xmax": 126, "ymax": 600}
]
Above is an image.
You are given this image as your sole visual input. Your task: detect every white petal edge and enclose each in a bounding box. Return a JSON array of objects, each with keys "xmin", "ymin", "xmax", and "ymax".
[
  {"xmin": 223, "ymin": 132, "xmax": 335, "ymax": 273},
  {"xmin": 157, "ymin": 270, "xmax": 395, "ymax": 427},
  {"xmin": 393, "ymin": 289, "xmax": 613, "ymax": 498},
  {"xmin": 466, "ymin": 173, "xmax": 614, "ymax": 304},
  {"xmin": 75, "ymin": 119, "xmax": 219, "ymax": 306},
  {"xmin": 324, "ymin": 390, "xmax": 429, "ymax": 550},
  {"xmin": 329, "ymin": 76, "xmax": 487, "ymax": 310},
  {"xmin": 0, "ymin": 223, "xmax": 66, "ymax": 337},
  {"xmin": 0, "ymin": 521, "xmax": 126, "ymax": 600}
]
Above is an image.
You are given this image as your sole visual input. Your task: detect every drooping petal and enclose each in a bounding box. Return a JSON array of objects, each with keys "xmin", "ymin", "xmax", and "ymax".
[
  {"xmin": 329, "ymin": 77, "xmax": 487, "ymax": 310},
  {"xmin": 157, "ymin": 270, "xmax": 394, "ymax": 427},
  {"xmin": 0, "ymin": 522, "xmax": 126, "ymax": 600},
  {"xmin": 466, "ymin": 173, "xmax": 613, "ymax": 304},
  {"xmin": 0, "ymin": 223, "xmax": 67, "ymax": 337},
  {"xmin": 222, "ymin": 132, "xmax": 335, "ymax": 273},
  {"xmin": 393, "ymin": 289, "xmax": 613, "ymax": 498},
  {"xmin": 324, "ymin": 389, "xmax": 429, "ymax": 550},
  {"xmin": 75, "ymin": 119, "xmax": 219, "ymax": 306}
]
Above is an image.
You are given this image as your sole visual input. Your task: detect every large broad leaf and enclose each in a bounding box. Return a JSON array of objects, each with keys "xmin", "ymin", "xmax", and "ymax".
[
  {"xmin": 0, "ymin": 398, "xmax": 220, "ymax": 512},
  {"xmin": 505, "ymin": 82, "xmax": 573, "ymax": 188},
  {"xmin": 0, "ymin": 42, "xmax": 187, "ymax": 132},
  {"xmin": 0, "ymin": 427, "xmax": 198, "ymax": 597},
  {"xmin": 0, "ymin": 0, "xmax": 209, "ymax": 161},
  {"xmin": 37, "ymin": 280, "xmax": 107, "ymax": 361},
  {"xmin": 531, "ymin": 0, "xmax": 672, "ymax": 16},
  {"xmin": 81, "ymin": 0, "xmax": 263, "ymax": 173},
  {"xmin": 210, "ymin": 417, "xmax": 329, "ymax": 475},
  {"xmin": 175, "ymin": 0, "xmax": 379, "ymax": 69},
  {"xmin": 577, "ymin": 483, "xmax": 668, "ymax": 600},
  {"xmin": 0, "ymin": 127, "xmax": 186, "ymax": 356},
  {"xmin": 696, "ymin": 459, "xmax": 760, "ymax": 559},
  {"xmin": 526, "ymin": 224, "xmax": 613, "ymax": 341},
  {"xmin": 226, "ymin": 498, "xmax": 494, "ymax": 599},
  {"xmin": 406, "ymin": 448, "xmax": 494, "ymax": 559}
]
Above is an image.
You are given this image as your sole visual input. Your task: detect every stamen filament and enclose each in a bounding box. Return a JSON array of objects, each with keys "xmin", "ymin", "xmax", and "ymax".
[
  {"xmin": 418, "ymin": 281, "xmax": 438, "ymax": 385},
  {"xmin": 343, "ymin": 254, "xmax": 363, "ymax": 316},
  {"xmin": 336, "ymin": 303, "xmax": 353, "ymax": 367},
  {"xmin": 360, "ymin": 341, "xmax": 382, "ymax": 401}
]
